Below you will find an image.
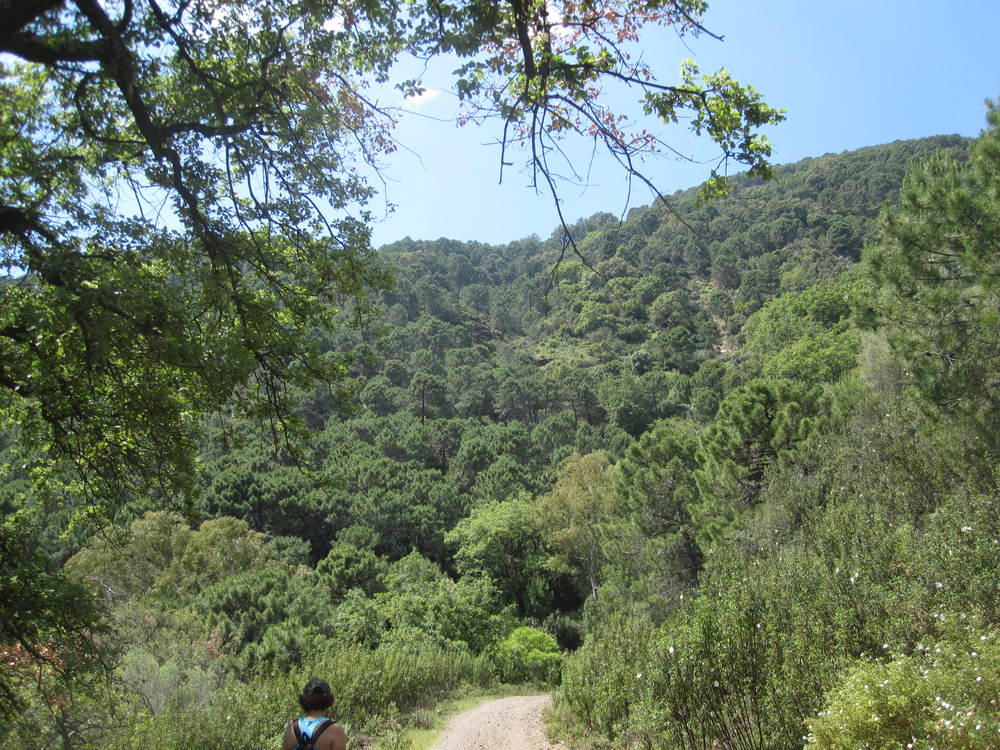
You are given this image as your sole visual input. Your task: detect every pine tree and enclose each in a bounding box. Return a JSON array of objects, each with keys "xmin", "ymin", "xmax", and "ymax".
[{"xmin": 865, "ymin": 101, "xmax": 1000, "ymax": 454}]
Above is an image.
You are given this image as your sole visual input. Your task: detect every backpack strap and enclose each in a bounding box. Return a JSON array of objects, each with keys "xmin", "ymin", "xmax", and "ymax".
[{"xmin": 292, "ymin": 720, "xmax": 305, "ymax": 746}]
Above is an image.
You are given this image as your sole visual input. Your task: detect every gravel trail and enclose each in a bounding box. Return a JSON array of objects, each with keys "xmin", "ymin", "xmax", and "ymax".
[{"xmin": 429, "ymin": 694, "xmax": 563, "ymax": 750}]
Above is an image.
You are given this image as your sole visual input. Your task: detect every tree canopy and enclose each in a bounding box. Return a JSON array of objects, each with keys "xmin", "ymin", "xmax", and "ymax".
[{"xmin": 0, "ymin": 0, "xmax": 782, "ymax": 511}]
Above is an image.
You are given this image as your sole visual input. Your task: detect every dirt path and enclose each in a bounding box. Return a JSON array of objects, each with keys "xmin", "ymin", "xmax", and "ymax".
[{"xmin": 429, "ymin": 694, "xmax": 563, "ymax": 750}]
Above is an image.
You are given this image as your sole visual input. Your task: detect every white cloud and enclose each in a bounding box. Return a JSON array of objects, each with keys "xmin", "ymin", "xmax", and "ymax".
[{"xmin": 405, "ymin": 88, "xmax": 442, "ymax": 108}]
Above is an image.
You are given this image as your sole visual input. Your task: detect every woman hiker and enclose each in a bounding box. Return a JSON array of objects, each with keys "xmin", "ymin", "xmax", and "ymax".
[{"xmin": 282, "ymin": 678, "xmax": 348, "ymax": 750}]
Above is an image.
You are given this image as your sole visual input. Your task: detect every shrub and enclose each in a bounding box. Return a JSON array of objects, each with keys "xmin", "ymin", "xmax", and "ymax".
[
  {"xmin": 806, "ymin": 625, "xmax": 1000, "ymax": 749},
  {"xmin": 491, "ymin": 626, "xmax": 562, "ymax": 685},
  {"xmin": 560, "ymin": 617, "xmax": 654, "ymax": 738},
  {"xmin": 105, "ymin": 640, "xmax": 499, "ymax": 748}
]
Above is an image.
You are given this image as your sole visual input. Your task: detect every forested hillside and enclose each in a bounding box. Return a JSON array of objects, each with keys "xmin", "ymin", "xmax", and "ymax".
[{"xmin": 5, "ymin": 115, "xmax": 998, "ymax": 749}]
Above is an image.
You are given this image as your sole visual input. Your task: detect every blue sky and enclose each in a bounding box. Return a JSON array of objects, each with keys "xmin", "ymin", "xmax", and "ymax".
[{"xmin": 369, "ymin": 0, "xmax": 1000, "ymax": 248}]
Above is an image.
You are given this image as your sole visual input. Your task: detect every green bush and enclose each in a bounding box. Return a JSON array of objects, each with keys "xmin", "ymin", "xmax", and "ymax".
[
  {"xmin": 806, "ymin": 626, "xmax": 1000, "ymax": 749},
  {"xmin": 557, "ymin": 496, "xmax": 934, "ymax": 749},
  {"xmin": 625, "ymin": 585, "xmax": 826, "ymax": 750},
  {"xmin": 105, "ymin": 641, "xmax": 499, "ymax": 748},
  {"xmin": 491, "ymin": 626, "xmax": 562, "ymax": 684},
  {"xmin": 560, "ymin": 617, "xmax": 655, "ymax": 738},
  {"xmin": 108, "ymin": 678, "xmax": 288, "ymax": 750}
]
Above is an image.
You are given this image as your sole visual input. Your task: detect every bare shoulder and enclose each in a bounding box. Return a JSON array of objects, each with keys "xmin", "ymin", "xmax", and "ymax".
[{"xmin": 319, "ymin": 722, "xmax": 347, "ymax": 750}]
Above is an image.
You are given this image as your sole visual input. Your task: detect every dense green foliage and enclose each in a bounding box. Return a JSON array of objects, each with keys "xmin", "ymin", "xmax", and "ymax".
[
  {"xmin": 3, "ymin": 12, "xmax": 996, "ymax": 740},
  {"xmin": 554, "ymin": 117, "xmax": 1000, "ymax": 748},
  {"xmin": 866, "ymin": 103, "xmax": 1000, "ymax": 454},
  {"xmin": 1, "ymin": 1, "xmax": 787, "ymax": 735}
]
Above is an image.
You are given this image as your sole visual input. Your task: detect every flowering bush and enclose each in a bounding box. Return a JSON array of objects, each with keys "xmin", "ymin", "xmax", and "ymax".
[{"xmin": 806, "ymin": 625, "xmax": 1000, "ymax": 749}]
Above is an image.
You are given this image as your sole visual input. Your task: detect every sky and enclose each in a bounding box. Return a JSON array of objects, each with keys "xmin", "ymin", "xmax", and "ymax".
[{"xmin": 367, "ymin": 0, "xmax": 1000, "ymax": 249}]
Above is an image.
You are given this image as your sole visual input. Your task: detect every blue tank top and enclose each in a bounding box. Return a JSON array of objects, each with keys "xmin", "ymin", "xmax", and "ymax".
[{"xmin": 297, "ymin": 716, "xmax": 330, "ymax": 741}]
